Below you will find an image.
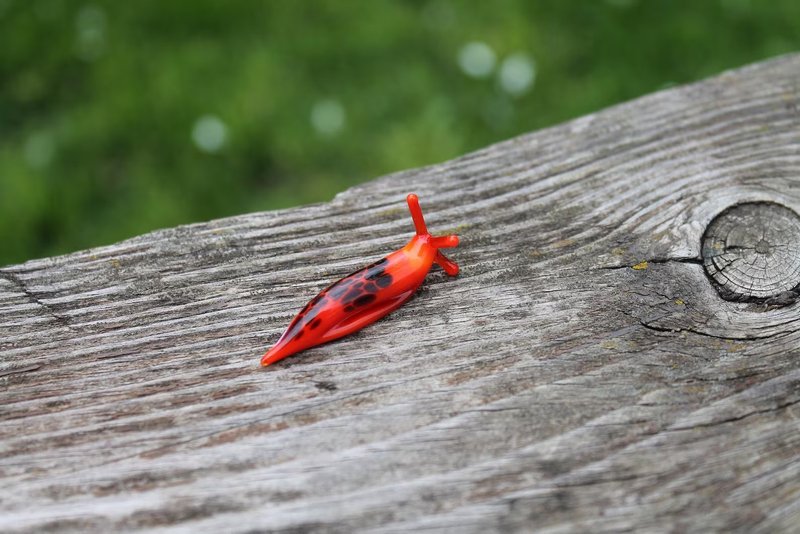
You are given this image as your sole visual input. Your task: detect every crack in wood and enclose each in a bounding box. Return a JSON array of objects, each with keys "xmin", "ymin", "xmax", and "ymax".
[
  {"xmin": 0, "ymin": 270, "xmax": 79, "ymax": 332},
  {"xmin": 596, "ymin": 256, "xmax": 703, "ymax": 271},
  {"xmin": 668, "ymin": 398, "xmax": 800, "ymax": 431}
]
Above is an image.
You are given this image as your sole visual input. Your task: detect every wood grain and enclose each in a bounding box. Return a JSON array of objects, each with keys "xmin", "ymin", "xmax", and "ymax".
[{"xmin": 2, "ymin": 54, "xmax": 800, "ymax": 533}]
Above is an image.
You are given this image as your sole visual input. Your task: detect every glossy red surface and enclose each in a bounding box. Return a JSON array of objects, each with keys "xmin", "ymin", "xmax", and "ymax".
[{"xmin": 261, "ymin": 194, "xmax": 459, "ymax": 366}]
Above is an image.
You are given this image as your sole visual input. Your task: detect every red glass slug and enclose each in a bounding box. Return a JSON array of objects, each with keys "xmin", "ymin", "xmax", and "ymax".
[{"xmin": 261, "ymin": 193, "xmax": 459, "ymax": 366}]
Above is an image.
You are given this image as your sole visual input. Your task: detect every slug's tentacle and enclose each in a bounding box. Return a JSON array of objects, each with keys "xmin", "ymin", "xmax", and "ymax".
[
  {"xmin": 431, "ymin": 235, "xmax": 459, "ymax": 249},
  {"xmin": 406, "ymin": 193, "xmax": 429, "ymax": 236},
  {"xmin": 434, "ymin": 251, "xmax": 460, "ymax": 276}
]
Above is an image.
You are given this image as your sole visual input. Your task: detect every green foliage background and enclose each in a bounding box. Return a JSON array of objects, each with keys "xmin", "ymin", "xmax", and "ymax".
[{"xmin": 1, "ymin": 0, "xmax": 798, "ymax": 266}]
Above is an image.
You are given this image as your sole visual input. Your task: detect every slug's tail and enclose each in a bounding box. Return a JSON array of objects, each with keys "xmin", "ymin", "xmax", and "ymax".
[
  {"xmin": 407, "ymin": 193, "xmax": 460, "ymax": 276},
  {"xmin": 261, "ymin": 346, "xmax": 286, "ymax": 367},
  {"xmin": 261, "ymin": 334, "xmax": 298, "ymax": 366}
]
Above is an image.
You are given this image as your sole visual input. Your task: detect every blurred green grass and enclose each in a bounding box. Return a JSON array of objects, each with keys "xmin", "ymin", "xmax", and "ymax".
[{"xmin": 1, "ymin": 0, "xmax": 798, "ymax": 266}]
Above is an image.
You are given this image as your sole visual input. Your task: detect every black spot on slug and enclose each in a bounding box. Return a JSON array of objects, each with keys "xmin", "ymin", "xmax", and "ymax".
[
  {"xmin": 376, "ymin": 273, "xmax": 393, "ymax": 288},
  {"xmin": 343, "ymin": 289, "xmax": 363, "ymax": 303},
  {"xmin": 365, "ymin": 268, "xmax": 383, "ymax": 280},
  {"xmin": 309, "ymin": 317, "xmax": 322, "ymax": 330},
  {"xmin": 329, "ymin": 284, "xmax": 349, "ymax": 299},
  {"xmin": 354, "ymin": 294, "xmax": 376, "ymax": 307}
]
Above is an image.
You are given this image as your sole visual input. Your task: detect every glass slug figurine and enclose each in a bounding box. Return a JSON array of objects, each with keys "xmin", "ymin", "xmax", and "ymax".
[{"xmin": 261, "ymin": 193, "xmax": 460, "ymax": 366}]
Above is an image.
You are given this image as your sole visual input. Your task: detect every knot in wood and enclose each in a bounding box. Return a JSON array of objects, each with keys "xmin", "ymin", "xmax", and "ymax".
[{"xmin": 702, "ymin": 202, "xmax": 800, "ymax": 302}]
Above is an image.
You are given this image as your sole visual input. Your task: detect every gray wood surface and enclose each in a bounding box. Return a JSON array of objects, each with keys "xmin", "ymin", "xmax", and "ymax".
[{"xmin": 2, "ymin": 54, "xmax": 800, "ymax": 533}]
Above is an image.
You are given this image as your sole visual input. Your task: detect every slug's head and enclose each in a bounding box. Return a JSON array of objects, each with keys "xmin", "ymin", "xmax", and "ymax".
[{"xmin": 406, "ymin": 193, "xmax": 460, "ymax": 276}]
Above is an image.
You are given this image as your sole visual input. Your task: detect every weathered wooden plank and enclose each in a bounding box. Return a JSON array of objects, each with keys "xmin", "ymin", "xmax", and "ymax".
[{"xmin": 2, "ymin": 54, "xmax": 800, "ymax": 533}]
